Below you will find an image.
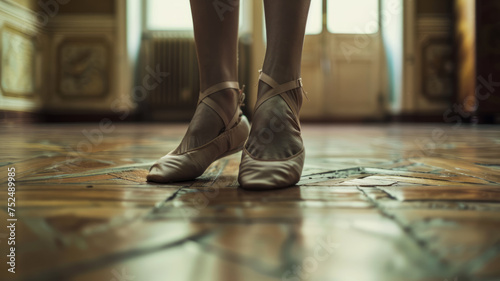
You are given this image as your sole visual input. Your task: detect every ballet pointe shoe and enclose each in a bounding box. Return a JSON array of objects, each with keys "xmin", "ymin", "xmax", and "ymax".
[
  {"xmin": 238, "ymin": 71, "xmax": 306, "ymax": 190},
  {"xmin": 147, "ymin": 82, "xmax": 250, "ymax": 183}
]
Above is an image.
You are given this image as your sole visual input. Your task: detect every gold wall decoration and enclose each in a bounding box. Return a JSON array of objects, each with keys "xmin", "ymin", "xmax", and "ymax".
[
  {"xmin": 455, "ymin": 0, "xmax": 476, "ymax": 110},
  {"xmin": 0, "ymin": 25, "xmax": 36, "ymax": 97},
  {"xmin": 57, "ymin": 38, "xmax": 111, "ymax": 99}
]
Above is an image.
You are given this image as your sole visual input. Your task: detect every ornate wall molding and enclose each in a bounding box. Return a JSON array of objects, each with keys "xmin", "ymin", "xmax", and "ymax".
[
  {"xmin": 416, "ymin": 15, "xmax": 454, "ymax": 106},
  {"xmin": 46, "ymin": 15, "xmax": 116, "ymax": 32},
  {"xmin": 0, "ymin": 24, "xmax": 37, "ymax": 97},
  {"xmin": 0, "ymin": 0, "xmax": 43, "ymax": 29},
  {"xmin": 0, "ymin": 0, "xmax": 42, "ymax": 112},
  {"xmin": 41, "ymin": 0, "xmax": 130, "ymax": 113},
  {"xmin": 56, "ymin": 37, "xmax": 111, "ymax": 100}
]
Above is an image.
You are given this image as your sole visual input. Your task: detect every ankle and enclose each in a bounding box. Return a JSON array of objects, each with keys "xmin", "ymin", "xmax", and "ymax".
[
  {"xmin": 204, "ymin": 88, "xmax": 239, "ymax": 119},
  {"xmin": 262, "ymin": 61, "xmax": 301, "ymax": 84},
  {"xmin": 199, "ymin": 66, "xmax": 238, "ymax": 91},
  {"xmin": 257, "ymin": 64, "xmax": 302, "ymax": 101},
  {"xmin": 213, "ymin": 88, "xmax": 238, "ymax": 102}
]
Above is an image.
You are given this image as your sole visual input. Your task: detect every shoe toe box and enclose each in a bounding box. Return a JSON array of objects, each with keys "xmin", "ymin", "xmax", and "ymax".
[
  {"xmin": 147, "ymin": 154, "xmax": 204, "ymax": 183},
  {"xmin": 238, "ymin": 150, "xmax": 305, "ymax": 190}
]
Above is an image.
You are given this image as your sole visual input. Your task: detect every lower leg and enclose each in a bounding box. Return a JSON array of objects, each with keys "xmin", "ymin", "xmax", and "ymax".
[
  {"xmin": 179, "ymin": 0, "xmax": 240, "ymax": 151},
  {"xmin": 261, "ymin": 0, "xmax": 311, "ymax": 85},
  {"xmin": 191, "ymin": 0, "xmax": 239, "ymax": 90},
  {"xmin": 246, "ymin": 0, "xmax": 311, "ymax": 159}
]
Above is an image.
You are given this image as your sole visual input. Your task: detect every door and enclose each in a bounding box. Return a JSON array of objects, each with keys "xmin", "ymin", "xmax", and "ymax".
[{"xmin": 301, "ymin": 0, "xmax": 384, "ymax": 120}]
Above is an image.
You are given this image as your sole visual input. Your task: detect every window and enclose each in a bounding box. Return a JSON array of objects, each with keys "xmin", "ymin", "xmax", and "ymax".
[
  {"xmin": 146, "ymin": 0, "xmax": 193, "ymax": 30},
  {"xmin": 145, "ymin": 0, "xmax": 245, "ymax": 31},
  {"xmin": 145, "ymin": 0, "xmax": 380, "ymax": 35},
  {"xmin": 327, "ymin": 0, "xmax": 379, "ymax": 34},
  {"xmin": 306, "ymin": 0, "xmax": 323, "ymax": 35}
]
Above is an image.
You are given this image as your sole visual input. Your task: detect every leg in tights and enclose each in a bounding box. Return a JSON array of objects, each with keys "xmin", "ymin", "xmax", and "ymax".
[
  {"xmin": 177, "ymin": 0, "xmax": 241, "ymax": 152},
  {"xmin": 245, "ymin": 0, "xmax": 311, "ymax": 160}
]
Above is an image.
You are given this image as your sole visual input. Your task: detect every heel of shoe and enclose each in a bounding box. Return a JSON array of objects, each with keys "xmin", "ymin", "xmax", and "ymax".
[{"xmin": 214, "ymin": 115, "xmax": 250, "ymax": 160}]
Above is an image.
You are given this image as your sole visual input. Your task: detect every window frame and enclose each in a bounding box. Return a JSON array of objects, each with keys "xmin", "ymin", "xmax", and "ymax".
[
  {"xmin": 142, "ymin": 0, "xmax": 195, "ymax": 32},
  {"xmin": 325, "ymin": 0, "xmax": 381, "ymax": 35}
]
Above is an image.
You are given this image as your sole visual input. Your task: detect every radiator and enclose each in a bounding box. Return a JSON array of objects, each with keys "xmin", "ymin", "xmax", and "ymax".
[
  {"xmin": 141, "ymin": 31, "xmax": 199, "ymax": 121},
  {"xmin": 140, "ymin": 31, "xmax": 251, "ymax": 121}
]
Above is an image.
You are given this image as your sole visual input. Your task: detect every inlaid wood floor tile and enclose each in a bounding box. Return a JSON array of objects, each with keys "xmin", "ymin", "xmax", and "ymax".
[
  {"xmin": 70, "ymin": 241, "xmax": 282, "ymax": 281},
  {"xmin": 17, "ymin": 221, "xmax": 212, "ymax": 280},
  {"xmin": 413, "ymin": 157, "xmax": 500, "ymax": 183},
  {"xmin": 361, "ymin": 175, "xmax": 481, "ymax": 186},
  {"xmin": 381, "ymin": 185, "xmax": 500, "ymax": 202},
  {"xmin": 383, "ymin": 208, "xmax": 500, "ymax": 265}
]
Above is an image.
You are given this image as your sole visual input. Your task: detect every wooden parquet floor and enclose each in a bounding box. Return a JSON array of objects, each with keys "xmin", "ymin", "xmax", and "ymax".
[{"xmin": 1, "ymin": 123, "xmax": 500, "ymax": 281}]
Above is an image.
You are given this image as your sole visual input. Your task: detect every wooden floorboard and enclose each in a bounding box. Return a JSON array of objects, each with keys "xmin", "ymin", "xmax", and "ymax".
[{"xmin": 1, "ymin": 123, "xmax": 499, "ymax": 281}]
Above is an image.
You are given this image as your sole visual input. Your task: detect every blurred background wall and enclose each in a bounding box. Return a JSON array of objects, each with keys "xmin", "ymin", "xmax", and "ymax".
[
  {"xmin": 0, "ymin": 0, "xmax": 499, "ymax": 124},
  {"xmin": 0, "ymin": 0, "xmax": 129, "ymax": 122}
]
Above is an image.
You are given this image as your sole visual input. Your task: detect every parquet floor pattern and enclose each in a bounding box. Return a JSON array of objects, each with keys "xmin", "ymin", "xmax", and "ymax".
[{"xmin": 1, "ymin": 123, "xmax": 500, "ymax": 281}]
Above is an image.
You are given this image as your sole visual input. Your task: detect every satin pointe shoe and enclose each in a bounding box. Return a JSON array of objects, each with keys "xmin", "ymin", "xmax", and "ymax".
[
  {"xmin": 147, "ymin": 82, "xmax": 250, "ymax": 183},
  {"xmin": 238, "ymin": 71, "xmax": 306, "ymax": 190}
]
